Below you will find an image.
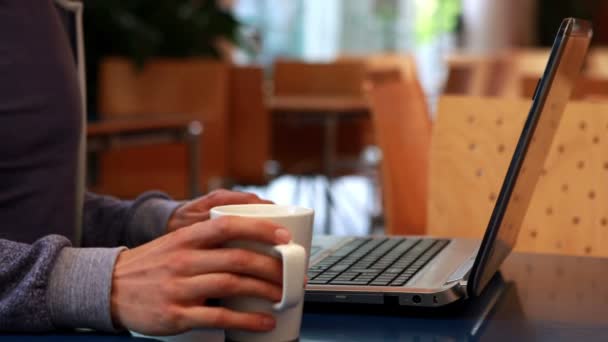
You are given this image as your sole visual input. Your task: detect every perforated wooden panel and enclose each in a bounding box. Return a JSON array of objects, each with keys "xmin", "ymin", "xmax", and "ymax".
[{"xmin": 429, "ymin": 96, "xmax": 608, "ymax": 257}]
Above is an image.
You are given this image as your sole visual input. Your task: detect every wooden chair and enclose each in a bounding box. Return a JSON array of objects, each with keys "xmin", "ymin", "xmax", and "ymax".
[
  {"xmin": 97, "ymin": 58, "xmax": 230, "ymax": 199},
  {"xmin": 271, "ymin": 59, "xmax": 370, "ymax": 174},
  {"xmin": 227, "ymin": 66, "xmax": 271, "ymax": 185},
  {"xmin": 444, "ymin": 49, "xmax": 552, "ymax": 98},
  {"xmin": 509, "ymin": 48, "xmax": 552, "ymax": 76},
  {"xmin": 521, "ymin": 75, "xmax": 608, "ymax": 101},
  {"xmin": 273, "ymin": 59, "xmax": 366, "ymax": 97},
  {"xmin": 501, "ymin": 48, "xmax": 551, "ymax": 98},
  {"xmin": 429, "ymin": 96, "xmax": 608, "ymax": 257},
  {"xmin": 364, "ymin": 69, "xmax": 432, "ymax": 236},
  {"xmin": 339, "ymin": 53, "xmax": 419, "ymax": 81},
  {"xmin": 585, "ymin": 47, "xmax": 608, "ymax": 78},
  {"xmin": 444, "ymin": 53, "xmax": 511, "ymax": 97}
]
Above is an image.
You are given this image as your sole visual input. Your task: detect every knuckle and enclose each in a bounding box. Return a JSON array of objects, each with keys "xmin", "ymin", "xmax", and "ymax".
[
  {"xmin": 161, "ymin": 305, "xmax": 184, "ymax": 326},
  {"xmin": 205, "ymin": 190, "xmax": 220, "ymax": 202},
  {"xmin": 166, "ymin": 253, "xmax": 190, "ymax": 274},
  {"xmin": 160, "ymin": 279, "xmax": 176, "ymax": 297},
  {"xmin": 219, "ymin": 274, "xmax": 240, "ymax": 292},
  {"xmin": 215, "ymin": 216, "xmax": 233, "ymax": 235},
  {"xmin": 210, "ymin": 189, "xmax": 229, "ymax": 198},
  {"xmin": 229, "ymin": 250, "xmax": 252, "ymax": 270},
  {"xmin": 244, "ymin": 192, "xmax": 259, "ymax": 201},
  {"xmin": 171, "ymin": 225, "xmax": 192, "ymax": 244},
  {"xmin": 268, "ymin": 284, "xmax": 282, "ymax": 301},
  {"xmin": 208, "ymin": 309, "xmax": 229, "ymax": 327}
]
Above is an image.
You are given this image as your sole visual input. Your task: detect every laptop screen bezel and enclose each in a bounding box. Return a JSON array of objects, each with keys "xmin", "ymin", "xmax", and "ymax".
[{"xmin": 466, "ymin": 18, "xmax": 593, "ymax": 297}]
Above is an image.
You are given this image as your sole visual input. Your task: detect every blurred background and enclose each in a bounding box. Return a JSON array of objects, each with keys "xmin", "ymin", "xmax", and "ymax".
[{"xmin": 82, "ymin": 0, "xmax": 608, "ymax": 243}]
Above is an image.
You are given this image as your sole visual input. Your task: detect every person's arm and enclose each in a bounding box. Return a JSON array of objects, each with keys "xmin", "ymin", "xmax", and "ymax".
[
  {"xmin": 0, "ymin": 236, "xmax": 123, "ymax": 332},
  {"xmin": 0, "ymin": 205, "xmax": 291, "ymax": 334},
  {"xmin": 82, "ymin": 189, "xmax": 274, "ymax": 248},
  {"xmin": 82, "ymin": 191, "xmax": 181, "ymax": 248}
]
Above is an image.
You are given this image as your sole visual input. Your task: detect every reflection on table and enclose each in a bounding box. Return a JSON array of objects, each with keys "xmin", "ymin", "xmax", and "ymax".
[
  {"xmin": 3, "ymin": 253, "xmax": 608, "ymax": 341},
  {"xmin": 300, "ymin": 253, "xmax": 608, "ymax": 341}
]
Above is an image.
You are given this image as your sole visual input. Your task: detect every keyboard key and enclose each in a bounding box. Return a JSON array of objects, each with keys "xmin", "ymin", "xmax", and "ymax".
[
  {"xmin": 307, "ymin": 238, "xmax": 450, "ymax": 289},
  {"xmin": 315, "ymin": 277, "xmax": 335, "ymax": 282},
  {"xmin": 329, "ymin": 264, "xmax": 350, "ymax": 272},
  {"xmin": 390, "ymin": 279, "xmax": 408, "ymax": 286},
  {"xmin": 330, "ymin": 280, "xmax": 370, "ymax": 286},
  {"xmin": 370, "ymin": 279, "xmax": 391, "ymax": 286},
  {"xmin": 385, "ymin": 268, "xmax": 402, "ymax": 274},
  {"xmin": 376, "ymin": 275, "xmax": 397, "ymax": 282},
  {"xmin": 349, "ymin": 268, "xmax": 380, "ymax": 274}
]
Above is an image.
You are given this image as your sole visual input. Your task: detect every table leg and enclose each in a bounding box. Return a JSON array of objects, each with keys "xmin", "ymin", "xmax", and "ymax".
[
  {"xmin": 323, "ymin": 116, "xmax": 338, "ymax": 234},
  {"xmin": 186, "ymin": 121, "xmax": 203, "ymax": 198},
  {"xmin": 323, "ymin": 116, "xmax": 338, "ymax": 178}
]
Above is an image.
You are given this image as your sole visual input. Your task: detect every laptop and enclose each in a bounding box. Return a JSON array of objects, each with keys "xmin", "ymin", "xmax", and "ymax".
[{"xmin": 305, "ymin": 18, "xmax": 593, "ymax": 307}]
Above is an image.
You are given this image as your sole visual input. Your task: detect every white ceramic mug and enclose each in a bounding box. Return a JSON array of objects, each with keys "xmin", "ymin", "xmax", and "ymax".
[{"xmin": 210, "ymin": 204, "xmax": 314, "ymax": 342}]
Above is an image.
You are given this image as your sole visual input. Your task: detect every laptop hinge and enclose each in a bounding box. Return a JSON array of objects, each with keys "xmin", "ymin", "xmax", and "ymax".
[{"xmin": 444, "ymin": 257, "xmax": 475, "ymax": 285}]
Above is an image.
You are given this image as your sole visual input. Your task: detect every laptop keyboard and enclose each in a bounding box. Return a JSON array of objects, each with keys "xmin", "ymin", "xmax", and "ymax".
[{"xmin": 308, "ymin": 238, "xmax": 450, "ymax": 286}]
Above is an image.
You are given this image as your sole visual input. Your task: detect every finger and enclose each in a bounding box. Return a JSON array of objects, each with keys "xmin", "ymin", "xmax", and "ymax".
[
  {"xmin": 198, "ymin": 189, "xmax": 272, "ymax": 211},
  {"xmin": 178, "ymin": 273, "xmax": 282, "ymax": 303},
  {"xmin": 174, "ymin": 194, "xmax": 273, "ymax": 223},
  {"xmin": 184, "ymin": 248, "xmax": 283, "ymax": 284},
  {"xmin": 187, "ymin": 216, "xmax": 291, "ymax": 247},
  {"xmin": 170, "ymin": 191, "xmax": 274, "ymax": 229},
  {"xmin": 181, "ymin": 306, "xmax": 276, "ymax": 332}
]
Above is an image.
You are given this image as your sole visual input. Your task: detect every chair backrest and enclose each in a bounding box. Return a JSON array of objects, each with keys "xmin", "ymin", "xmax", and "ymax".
[
  {"xmin": 444, "ymin": 53, "xmax": 511, "ymax": 97},
  {"xmin": 271, "ymin": 59, "xmax": 370, "ymax": 174},
  {"xmin": 444, "ymin": 49, "xmax": 554, "ymax": 98},
  {"xmin": 98, "ymin": 57, "xmax": 229, "ymax": 121},
  {"xmin": 429, "ymin": 96, "xmax": 608, "ymax": 257},
  {"xmin": 273, "ymin": 59, "xmax": 366, "ymax": 97},
  {"xmin": 97, "ymin": 57, "xmax": 230, "ymax": 198},
  {"xmin": 228, "ymin": 66, "xmax": 270, "ymax": 185},
  {"xmin": 500, "ymin": 48, "xmax": 551, "ymax": 98},
  {"xmin": 340, "ymin": 53, "xmax": 419, "ymax": 81},
  {"xmin": 521, "ymin": 75, "xmax": 608, "ymax": 101},
  {"xmin": 364, "ymin": 69, "xmax": 432, "ymax": 236},
  {"xmin": 585, "ymin": 47, "xmax": 608, "ymax": 78},
  {"xmin": 510, "ymin": 48, "xmax": 552, "ymax": 76}
]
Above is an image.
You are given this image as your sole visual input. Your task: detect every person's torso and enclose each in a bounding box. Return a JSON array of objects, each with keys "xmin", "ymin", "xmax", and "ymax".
[{"xmin": 0, "ymin": 0, "xmax": 82, "ymax": 244}]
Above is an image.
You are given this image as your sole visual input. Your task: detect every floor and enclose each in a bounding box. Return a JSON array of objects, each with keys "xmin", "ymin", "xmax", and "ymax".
[{"xmin": 234, "ymin": 175, "xmax": 383, "ymax": 236}]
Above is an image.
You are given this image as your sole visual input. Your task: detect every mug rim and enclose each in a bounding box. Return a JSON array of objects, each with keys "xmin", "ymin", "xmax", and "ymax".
[{"xmin": 210, "ymin": 204, "xmax": 314, "ymax": 218}]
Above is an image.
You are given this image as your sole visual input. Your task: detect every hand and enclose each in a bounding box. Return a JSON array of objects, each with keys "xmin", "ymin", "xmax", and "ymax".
[
  {"xmin": 167, "ymin": 189, "xmax": 273, "ymax": 233},
  {"xmin": 111, "ymin": 216, "xmax": 292, "ymax": 336}
]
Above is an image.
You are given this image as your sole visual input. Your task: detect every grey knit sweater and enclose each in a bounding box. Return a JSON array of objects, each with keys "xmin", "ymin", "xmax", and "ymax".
[{"xmin": 0, "ymin": 0, "xmax": 180, "ymax": 332}]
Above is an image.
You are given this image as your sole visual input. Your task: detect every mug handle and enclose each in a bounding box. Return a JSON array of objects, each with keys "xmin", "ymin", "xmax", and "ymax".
[{"xmin": 271, "ymin": 243, "xmax": 307, "ymax": 311}]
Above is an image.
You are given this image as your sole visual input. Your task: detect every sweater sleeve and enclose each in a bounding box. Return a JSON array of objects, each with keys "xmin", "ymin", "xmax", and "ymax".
[
  {"xmin": 0, "ymin": 235, "xmax": 123, "ymax": 332},
  {"xmin": 0, "ymin": 192, "xmax": 180, "ymax": 332},
  {"xmin": 82, "ymin": 191, "xmax": 181, "ymax": 248}
]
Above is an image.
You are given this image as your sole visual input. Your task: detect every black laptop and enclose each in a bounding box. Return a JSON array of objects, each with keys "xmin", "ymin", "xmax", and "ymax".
[{"xmin": 305, "ymin": 18, "xmax": 593, "ymax": 307}]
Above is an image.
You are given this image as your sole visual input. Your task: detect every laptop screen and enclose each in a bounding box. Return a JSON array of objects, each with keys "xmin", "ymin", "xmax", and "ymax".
[{"xmin": 469, "ymin": 18, "xmax": 593, "ymax": 296}]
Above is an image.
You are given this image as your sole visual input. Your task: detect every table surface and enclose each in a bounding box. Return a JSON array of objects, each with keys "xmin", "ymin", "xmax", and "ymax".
[
  {"xmin": 4, "ymin": 252, "xmax": 608, "ymax": 341},
  {"xmin": 87, "ymin": 117, "xmax": 198, "ymax": 136},
  {"xmin": 269, "ymin": 95, "xmax": 368, "ymax": 114}
]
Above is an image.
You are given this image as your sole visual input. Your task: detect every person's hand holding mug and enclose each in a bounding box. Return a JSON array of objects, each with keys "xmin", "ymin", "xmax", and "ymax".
[
  {"xmin": 210, "ymin": 204, "xmax": 314, "ymax": 342},
  {"xmin": 110, "ymin": 216, "xmax": 292, "ymax": 336},
  {"xmin": 165, "ymin": 189, "xmax": 273, "ymax": 233}
]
